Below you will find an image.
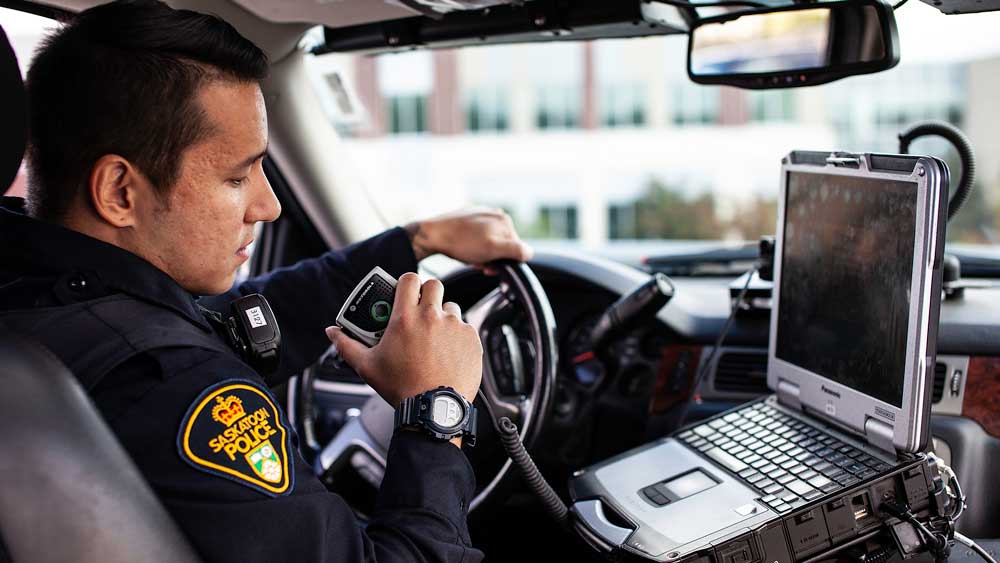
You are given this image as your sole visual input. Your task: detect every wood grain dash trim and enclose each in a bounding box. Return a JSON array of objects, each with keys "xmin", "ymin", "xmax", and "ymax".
[
  {"xmin": 650, "ymin": 345, "xmax": 702, "ymax": 415},
  {"xmin": 962, "ymin": 356, "xmax": 1000, "ymax": 438}
]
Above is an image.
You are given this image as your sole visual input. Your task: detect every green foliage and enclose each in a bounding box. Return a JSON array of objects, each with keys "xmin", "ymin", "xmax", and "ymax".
[
  {"xmin": 726, "ymin": 194, "xmax": 778, "ymax": 242},
  {"xmin": 510, "ymin": 177, "xmax": 1000, "ymax": 244},
  {"xmin": 633, "ymin": 179, "xmax": 720, "ymax": 239},
  {"xmin": 519, "ymin": 205, "xmax": 578, "ymax": 239},
  {"xmin": 616, "ymin": 178, "xmax": 777, "ymax": 241}
]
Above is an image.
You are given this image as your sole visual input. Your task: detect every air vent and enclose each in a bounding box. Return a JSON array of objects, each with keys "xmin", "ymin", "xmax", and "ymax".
[
  {"xmin": 932, "ymin": 362, "xmax": 947, "ymax": 403},
  {"xmin": 714, "ymin": 352, "xmax": 769, "ymax": 394}
]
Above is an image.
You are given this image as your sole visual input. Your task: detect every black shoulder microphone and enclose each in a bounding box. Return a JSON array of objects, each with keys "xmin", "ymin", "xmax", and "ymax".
[{"xmin": 225, "ymin": 293, "xmax": 281, "ymax": 375}]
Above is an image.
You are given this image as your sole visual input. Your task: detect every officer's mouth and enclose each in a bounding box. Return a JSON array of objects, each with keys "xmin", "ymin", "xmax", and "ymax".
[{"xmin": 236, "ymin": 238, "xmax": 254, "ymax": 261}]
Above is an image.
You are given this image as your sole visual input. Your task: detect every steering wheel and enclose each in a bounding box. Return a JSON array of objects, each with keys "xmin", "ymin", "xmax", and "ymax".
[{"xmin": 309, "ymin": 260, "xmax": 559, "ymax": 510}]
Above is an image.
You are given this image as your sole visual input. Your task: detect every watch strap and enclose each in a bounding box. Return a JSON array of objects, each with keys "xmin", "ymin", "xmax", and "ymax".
[
  {"xmin": 394, "ymin": 395, "xmax": 420, "ymax": 429},
  {"xmin": 463, "ymin": 407, "xmax": 478, "ymax": 447},
  {"xmin": 394, "ymin": 387, "xmax": 477, "ymax": 446}
]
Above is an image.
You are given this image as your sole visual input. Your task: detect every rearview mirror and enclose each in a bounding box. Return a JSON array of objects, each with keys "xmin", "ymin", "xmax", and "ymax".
[{"xmin": 687, "ymin": 0, "xmax": 899, "ymax": 89}]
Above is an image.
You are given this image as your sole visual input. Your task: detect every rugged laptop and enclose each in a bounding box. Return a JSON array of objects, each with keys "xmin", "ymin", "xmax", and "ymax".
[{"xmin": 569, "ymin": 151, "xmax": 949, "ymax": 563}]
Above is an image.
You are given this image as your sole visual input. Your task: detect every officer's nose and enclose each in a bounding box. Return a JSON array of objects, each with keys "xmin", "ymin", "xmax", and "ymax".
[{"xmin": 247, "ymin": 165, "xmax": 281, "ymax": 224}]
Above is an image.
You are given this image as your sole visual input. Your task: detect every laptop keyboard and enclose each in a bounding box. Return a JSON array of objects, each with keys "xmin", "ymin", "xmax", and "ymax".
[{"xmin": 676, "ymin": 401, "xmax": 896, "ymax": 514}]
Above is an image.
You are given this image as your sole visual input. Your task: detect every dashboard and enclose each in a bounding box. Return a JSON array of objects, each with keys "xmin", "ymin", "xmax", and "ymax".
[
  {"xmin": 306, "ymin": 249, "xmax": 1000, "ymax": 533},
  {"xmin": 310, "ymin": 250, "xmax": 1000, "ymax": 439},
  {"xmin": 523, "ymin": 251, "xmax": 1000, "ymax": 536}
]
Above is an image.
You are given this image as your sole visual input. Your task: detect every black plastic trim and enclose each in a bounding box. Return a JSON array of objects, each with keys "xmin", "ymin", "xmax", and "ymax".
[
  {"xmin": 787, "ymin": 151, "xmax": 834, "ymax": 166},
  {"xmin": 869, "ymin": 154, "xmax": 920, "ymax": 173},
  {"xmin": 931, "ymin": 415, "xmax": 1000, "ymax": 537},
  {"xmin": 316, "ymin": 0, "xmax": 687, "ymax": 54}
]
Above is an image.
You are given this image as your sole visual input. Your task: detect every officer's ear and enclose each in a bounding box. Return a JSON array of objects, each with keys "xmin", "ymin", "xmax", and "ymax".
[{"xmin": 87, "ymin": 154, "xmax": 153, "ymax": 228}]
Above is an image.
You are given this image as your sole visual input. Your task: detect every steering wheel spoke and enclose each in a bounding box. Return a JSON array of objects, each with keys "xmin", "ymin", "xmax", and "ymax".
[
  {"xmin": 463, "ymin": 287, "xmax": 509, "ymax": 333},
  {"xmin": 311, "ymin": 261, "xmax": 558, "ymax": 512},
  {"xmin": 465, "ymin": 288, "xmax": 527, "ymax": 422},
  {"xmin": 314, "ymin": 396, "xmax": 394, "ymax": 488}
]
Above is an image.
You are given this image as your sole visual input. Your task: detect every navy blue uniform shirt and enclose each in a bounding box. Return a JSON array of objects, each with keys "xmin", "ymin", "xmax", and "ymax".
[{"xmin": 0, "ymin": 197, "xmax": 483, "ymax": 563}]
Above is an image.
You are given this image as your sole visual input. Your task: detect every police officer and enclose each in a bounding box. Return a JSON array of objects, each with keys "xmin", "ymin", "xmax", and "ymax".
[{"xmin": 0, "ymin": 1, "xmax": 532, "ymax": 561}]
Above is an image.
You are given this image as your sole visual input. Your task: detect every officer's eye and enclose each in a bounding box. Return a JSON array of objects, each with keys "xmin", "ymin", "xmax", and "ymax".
[{"xmin": 229, "ymin": 177, "xmax": 249, "ymax": 187}]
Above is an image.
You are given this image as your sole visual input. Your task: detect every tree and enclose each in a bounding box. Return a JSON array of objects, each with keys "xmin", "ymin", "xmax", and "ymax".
[
  {"xmin": 726, "ymin": 195, "xmax": 777, "ymax": 241},
  {"xmin": 632, "ymin": 179, "xmax": 722, "ymax": 239},
  {"xmin": 620, "ymin": 178, "xmax": 777, "ymax": 241}
]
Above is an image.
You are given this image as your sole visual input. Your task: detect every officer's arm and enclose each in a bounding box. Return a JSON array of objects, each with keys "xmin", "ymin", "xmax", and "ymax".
[
  {"xmin": 201, "ymin": 227, "xmax": 417, "ymax": 381},
  {"xmin": 169, "ymin": 429, "xmax": 482, "ymax": 563},
  {"xmin": 104, "ymin": 351, "xmax": 482, "ymax": 563}
]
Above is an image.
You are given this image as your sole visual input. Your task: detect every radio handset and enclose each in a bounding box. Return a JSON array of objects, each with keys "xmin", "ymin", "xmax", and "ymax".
[{"xmin": 335, "ymin": 267, "xmax": 397, "ymax": 347}]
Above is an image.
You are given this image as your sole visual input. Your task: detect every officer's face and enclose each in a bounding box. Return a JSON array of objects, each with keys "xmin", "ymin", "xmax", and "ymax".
[{"xmin": 141, "ymin": 80, "xmax": 281, "ymax": 295}]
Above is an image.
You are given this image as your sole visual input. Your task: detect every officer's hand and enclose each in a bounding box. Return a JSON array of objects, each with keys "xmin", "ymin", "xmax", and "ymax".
[
  {"xmin": 325, "ymin": 273, "xmax": 483, "ymax": 407},
  {"xmin": 407, "ymin": 207, "xmax": 533, "ymax": 271}
]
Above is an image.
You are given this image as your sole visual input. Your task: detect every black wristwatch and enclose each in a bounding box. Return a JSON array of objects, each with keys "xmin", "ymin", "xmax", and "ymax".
[{"xmin": 395, "ymin": 386, "xmax": 477, "ymax": 447}]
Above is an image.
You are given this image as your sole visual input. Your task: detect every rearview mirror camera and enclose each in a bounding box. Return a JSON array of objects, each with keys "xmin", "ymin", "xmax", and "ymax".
[{"xmin": 687, "ymin": 0, "xmax": 899, "ymax": 89}]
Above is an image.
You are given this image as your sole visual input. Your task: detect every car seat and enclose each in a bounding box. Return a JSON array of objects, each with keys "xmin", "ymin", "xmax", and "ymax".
[{"xmin": 0, "ymin": 23, "xmax": 199, "ymax": 563}]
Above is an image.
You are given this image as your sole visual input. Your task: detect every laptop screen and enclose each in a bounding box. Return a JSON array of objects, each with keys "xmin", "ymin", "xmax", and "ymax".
[{"xmin": 775, "ymin": 171, "xmax": 919, "ymax": 408}]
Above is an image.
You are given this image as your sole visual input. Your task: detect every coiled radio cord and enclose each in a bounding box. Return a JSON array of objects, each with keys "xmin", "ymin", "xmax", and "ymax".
[
  {"xmin": 497, "ymin": 417, "xmax": 570, "ymax": 527},
  {"xmin": 476, "ymin": 390, "xmax": 571, "ymax": 529}
]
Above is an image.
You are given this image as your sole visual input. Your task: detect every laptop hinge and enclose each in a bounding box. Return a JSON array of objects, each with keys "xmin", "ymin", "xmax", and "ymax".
[
  {"xmin": 864, "ymin": 417, "xmax": 896, "ymax": 456},
  {"xmin": 776, "ymin": 379, "xmax": 801, "ymax": 411}
]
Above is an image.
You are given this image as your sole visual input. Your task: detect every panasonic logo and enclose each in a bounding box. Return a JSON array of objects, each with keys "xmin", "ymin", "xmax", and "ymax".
[
  {"xmin": 821, "ymin": 385, "xmax": 842, "ymax": 399},
  {"xmin": 874, "ymin": 406, "xmax": 896, "ymax": 422}
]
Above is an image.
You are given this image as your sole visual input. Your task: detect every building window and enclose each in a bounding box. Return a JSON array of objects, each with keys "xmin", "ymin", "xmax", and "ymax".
[
  {"xmin": 601, "ymin": 84, "xmax": 647, "ymax": 128},
  {"xmin": 376, "ymin": 50, "xmax": 432, "ymax": 135},
  {"xmin": 535, "ymin": 85, "xmax": 581, "ymax": 130},
  {"xmin": 386, "ymin": 95, "xmax": 428, "ymax": 134},
  {"xmin": 532, "ymin": 205, "xmax": 578, "ymax": 239},
  {"xmin": 749, "ymin": 90, "xmax": 795, "ymax": 122},
  {"xmin": 826, "ymin": 62, "xmax": 966, "ymax": 152},
  {"xmin": 464, "ymin": 87, "xmax": 510, "ymax": 132},
  {"xmin": 671, "ymin": 84, "xmax": 720, "ymax": 126},
  {"xmin": 609, "ymin": 203, "xmax": 639, "ymax": 239}
]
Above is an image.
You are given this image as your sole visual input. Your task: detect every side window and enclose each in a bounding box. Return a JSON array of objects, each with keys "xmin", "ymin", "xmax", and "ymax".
[{"xmin": 2, "ymin": 8, "xmax": 59, "ymax": 196}]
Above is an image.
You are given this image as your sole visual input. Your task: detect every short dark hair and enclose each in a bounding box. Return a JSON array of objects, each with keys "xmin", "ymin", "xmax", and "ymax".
[{"xmin": 25, "ymin": 0, "xmax": 268, "ymax": 221}]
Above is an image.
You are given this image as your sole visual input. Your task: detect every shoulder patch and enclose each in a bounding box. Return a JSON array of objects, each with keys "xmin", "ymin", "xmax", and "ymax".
[{"xmin": 177, "ymin": 379, "xmax": 294, "ymax": 496}]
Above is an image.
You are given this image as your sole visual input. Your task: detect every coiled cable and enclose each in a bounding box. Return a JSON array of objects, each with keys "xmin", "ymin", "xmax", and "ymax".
[
  {"xmin": 496, "ymin": 416, "xmax": 570, "ymax": 528},
  {"xmin": 898, "ymin": 120, "xmax": 976, "ymax": 221},
  {"xmin": 475, "ymin": 389, "xmax": 570, "ymax": 528}
]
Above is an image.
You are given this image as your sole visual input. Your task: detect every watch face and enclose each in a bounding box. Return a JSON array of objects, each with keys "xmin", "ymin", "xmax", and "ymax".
[{"xmin": 431, "ymin": 395, "xmax": 465, "ymax": 429}]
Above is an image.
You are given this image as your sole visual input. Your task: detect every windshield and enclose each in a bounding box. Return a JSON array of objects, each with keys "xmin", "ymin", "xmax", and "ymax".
[{"xmin": 308, "ymin": 2, "xmax": 1000, "ymax": 262}]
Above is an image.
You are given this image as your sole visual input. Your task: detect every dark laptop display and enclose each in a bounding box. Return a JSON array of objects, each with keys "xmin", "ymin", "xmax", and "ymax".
[
  {"xmin": 776, "ymin": 173, "xmax": 919, "ymax": 408},
  {"xmin": 568, "ymin": 153, "xmax": 948, "ymax": 563}
]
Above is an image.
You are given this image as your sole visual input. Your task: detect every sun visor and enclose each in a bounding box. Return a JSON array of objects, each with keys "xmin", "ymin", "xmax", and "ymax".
[
  {"xmin": 917, "ymin": 0, "xmax": 1000, "ymax": 14},
  {"xmin": 314, "ymin": 0, "xmax": 689, "ymax": 55}
]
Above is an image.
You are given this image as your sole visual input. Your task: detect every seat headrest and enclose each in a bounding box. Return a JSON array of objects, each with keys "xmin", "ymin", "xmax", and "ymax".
[{"xmin": 0, "ymin": 25, "xmax": 27, "ymax": 193}]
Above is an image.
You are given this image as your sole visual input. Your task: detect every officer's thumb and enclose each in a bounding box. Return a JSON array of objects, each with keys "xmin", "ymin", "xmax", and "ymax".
[{"xmin": 325, "ymin": 327, "xmax": 367, "ymax": 370}]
